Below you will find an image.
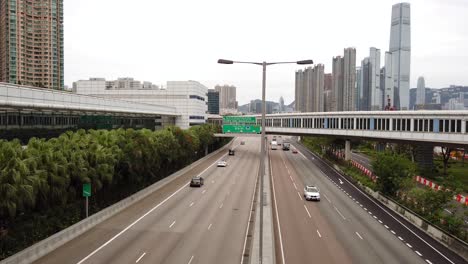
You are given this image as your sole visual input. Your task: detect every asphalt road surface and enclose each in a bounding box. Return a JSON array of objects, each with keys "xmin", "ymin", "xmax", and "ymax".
[
  {"xmin": 35, "ymin": 137, "xmax": 260, "ymax": 264},
  {"xmin": 270, "ymin": 139, "xmax": 466, "ymax": 264}
]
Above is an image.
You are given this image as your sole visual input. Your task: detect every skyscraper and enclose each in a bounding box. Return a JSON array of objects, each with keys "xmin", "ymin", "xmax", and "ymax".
[
  {"xmin": 343, "ymin": 48, "xmax": 356, "ymax": 111},
  {"xmin": 384, "ymin": 52, "xmax": 394, "ymax": 108},
  {"xmin": 332, "ymin": 56, "xmax": 344, "ymax": 111},
  {"xmin": 370, "ymin": 47, "xmax": 382, "ymax": 110},
  {"xmin": 0, "ymin": 0, "xmax": 64, "ymax": 89},
  {"xmin": 389, "ymin": 3, "xmax": 411, "ymax": 110},
  {"xmin": 295, "ymin": 69, "xmax": 305, "ymax": 112},
  {"xmin": 324, "ymin": 73, "xmax": 333, "ymax": 112},
  {"xmin": 295, "ymin": 65, "xmax": 325, "ymax": 112},
  {"xmin": 279, "ymin": 96, "xmax": 285, "ymax": 112},
  {"xmin": 416, "ymin": 77, "xmax": 425, "ymax": 106},
  {"xmin": 355, "ymin": 67, "xmax": 362, "ymax": 111},
  {"xmin": 215, "ymin": 85, "xmax": 236, "ymax": 110}
]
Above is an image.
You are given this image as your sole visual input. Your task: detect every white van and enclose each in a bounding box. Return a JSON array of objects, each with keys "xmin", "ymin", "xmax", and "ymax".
[{"xmin": 271, "ymin": 141, "xmax": 278, "ymax": 150}]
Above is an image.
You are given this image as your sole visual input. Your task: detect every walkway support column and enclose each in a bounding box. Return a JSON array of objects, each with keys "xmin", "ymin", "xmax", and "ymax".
[
  {"xmin": 345, "ymin": 140, "xmax": 351, "ymax": 161},
  {"xmin": 414, "ymin": 144, "xmax": 434, "ymax": 170}
]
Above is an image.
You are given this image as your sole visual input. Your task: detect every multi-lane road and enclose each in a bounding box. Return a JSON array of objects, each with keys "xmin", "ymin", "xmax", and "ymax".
[
  {"xmin": 270, "ymin": 139, "xmax": 466, "ymax": 264},
  {"xmin": 33, "ymin": 136, "xmax": 467, "ymax": 264},
  {"xmin": 35, "ymin": 138, "xmax": 260, "ymax": 264}
]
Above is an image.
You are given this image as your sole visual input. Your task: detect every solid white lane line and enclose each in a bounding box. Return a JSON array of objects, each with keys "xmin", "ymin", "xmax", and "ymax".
[
  {"xmin": 135, "ymin": 252, "xmax": 146, "ymax": 263},
  {"xmin": 297, "ymin": 192, "xmax": 303, "ymax": 201},
  {"xmin": 317, "ymin": 230, "xmax": 322, "ymax": 238},
  {"xmin": 406, "ymin": 243, "xmax": 412, "ymax": 248},
  {"xmin": 202, "ymin": 190, "xmax": 206, "ymax": 194},
  {"xmin": 334, "ymin": 206, "xmax": 346, "ymax": 220},
  {"xmin": 76, "ymin": 179, "xmax": 192, "ymax": 264},
  {"xmin": 416, "ymin": 251, "xmax": 423, "ymax": 256},
  {"xmin": 219, "ymin": 203, "xmax": 223, "ymax": 209},
  {"xmin": 309, "ymin": 154, "xmax": 458, "ymax": 264},
  {"xmin": 398, "ymin": 236, "xmax": 404, "ymax": 241},
  {"xmin": 323, "ymin": 193, "xmax": 332, "ymax": 203},
  {"xmin": 241, "ymin": 162, "xmax": 260, "ymax": 264},
  {"xmin": 391, "ymin": 230, "xmax": 396, "ymax": 235},
  {"xmin": 384, "ymin": 225, "xmax": 389, "ymax": 229},
  {"xmin": 208, "ymin": 223, "xmax": 212, "ymax": 230},
  {"xmin": 169, "ymin": 221, "xmax": 176, "ymax": 228},
  {"xmin": 188, "ymin": 255, "xmax": 194, "ymax": 264},
  {"xmin": 189, "ymin": 202, "xmax": 194, "ymax": 207},
  {"xmin": 304, "ymin": 205, "xmax": 312, "ymax": 218},
  {"xmin": 293, "ymin": 182, "xmax": 298, "ymax": 190},
  {"xmin": 299, "ymin": 151, "xmax": 307, "ymax": 160},
  {"xmin": 426, "ymin": 259, "xmax": 433, "ymax": 264},
  {"xmin": 271, "ymin": 155, "xmax": 286, "ymax": 264},
  {"xmin": 355, "ymin": 232, "xmax": 363, "ymax": 240}
]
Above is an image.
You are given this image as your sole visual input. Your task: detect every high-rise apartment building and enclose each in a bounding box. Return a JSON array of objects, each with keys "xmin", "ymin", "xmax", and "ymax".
[
  {"xmin": 0, "ymin": 0, "xmax": 64, "ymax": 89},
  {"xmin": 207, "ymin": 89, "xmax": 220, "ymax": 114},
  {"xmin": 389, "ymin": 3, "xmax": 411, "ymax": 110},
  {"xmin": 360, "ymin": 48, "xmax": 382, "ymax": 111},
  {"xmin": 215, "ymin": 85, "xmax": 236, "ymax": 110},
  {"xmin": 295, "ymin": 65, "xmax": 325, "ymax": 112},
  {"xmin": 416, "ymin": 77, "xmax": 425, "ymax": 106},
  {"xmin": 324, "ymin": 73, "xmax": 333, "ymax": 112},
  {"xmin": 355, "ymin": 67, "xmax": 362, "ymax": 111},
  {"xmin": 343, "ymin": 48, "xmax": 356, "ymax": 111},
  {"xmin": 383, "ymin": 52, "xmax": 394, "ymax": 108},
  {"xmin": 331, "ymin": 56, "xmax": 343, "ymax": 111}
]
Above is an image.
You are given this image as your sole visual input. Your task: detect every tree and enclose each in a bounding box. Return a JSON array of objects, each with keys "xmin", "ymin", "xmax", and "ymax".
[
  {"xmin": 440, "ymin": 147, "xmax": 454, "ymax": 175},
  {"xmin": 372, "ymin": 152, "xmax": 416, "ymax": 196}
]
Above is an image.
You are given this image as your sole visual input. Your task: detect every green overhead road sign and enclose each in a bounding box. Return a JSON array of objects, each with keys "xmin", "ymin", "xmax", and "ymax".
[
  {"xmin": 83, "ymin": 183, "xmax": 91, "ymax": 197},
  {"xmin": 222, "ymin": 116, "xmax": 260, "ymax": 134}
]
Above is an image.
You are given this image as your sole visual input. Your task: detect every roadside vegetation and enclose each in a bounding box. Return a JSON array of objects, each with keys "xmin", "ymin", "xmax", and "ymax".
[
  {"xmin": 301, "ymin": 136, "xmax": 467, "ymax": 243},
  {"xmin": 0, "ymin": 124, "xmax": 228, "ymax": 260}
]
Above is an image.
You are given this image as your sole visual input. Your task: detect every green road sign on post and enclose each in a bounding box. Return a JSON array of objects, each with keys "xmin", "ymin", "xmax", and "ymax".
[
  {"xmin": 83, "ymin": 183, "xmax": 91, "ymax": 218},
  {"xmin": 222, "ymin": 116, "xmax": 261, "ymax": 134},
  {"xmin": 83, "ymin": 183, "xmax": 91, "ymax": 197}
]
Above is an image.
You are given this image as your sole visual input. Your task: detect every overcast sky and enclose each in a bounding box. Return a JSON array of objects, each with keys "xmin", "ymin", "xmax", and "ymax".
[{"xmin": 64, "ymin": 0, "xmax": 468, "ymax": 105}]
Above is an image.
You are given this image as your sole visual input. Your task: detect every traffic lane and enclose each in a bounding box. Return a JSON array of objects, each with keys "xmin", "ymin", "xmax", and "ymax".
[
  {"xmin": 293, "ymin": 142, "xmax": 466, "ymax": 264},
  {"xmin": 285, "ymin": 149, "xmax": 423, "ymax": 264},
  {"xmin": 34, "ymin": 140, "xmax": 237, "ymax": 264},
  {"xmin": 190, "ymin": 147, "xmax": 260, "ymax": 264},
  {"xmin": 79, "ymin": 138, "xmax": 260, "ymax": 264},
  {"xmin": 270, "ymin": 148, "xmax": 352, "ymax": 264},
  {"xmin": 351, "ymin": 152, "xmax": 372, "ymax": 168},
  {"xmin": 149, "ymin": 138, "xmax": 260, "ymax": 264}
]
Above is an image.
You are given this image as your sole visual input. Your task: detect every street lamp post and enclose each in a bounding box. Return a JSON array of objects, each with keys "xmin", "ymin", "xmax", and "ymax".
[{"xmin": 218, "ymin": 58, "xmax": 313, "ymax": 263}]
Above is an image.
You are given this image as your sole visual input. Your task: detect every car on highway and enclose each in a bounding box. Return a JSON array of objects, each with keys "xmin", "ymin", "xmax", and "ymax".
[
  {"xmin": 292, "ymin": 148, "xmax": 298, "ymax": 154},
  {"xmin": 229, "ymin": 149, "xmax": 235, "ymax": 155},
  {"xmin": 271, "ymin": 141, "xmax": 278, "ymax": 150},
  {"xmin": 217, "ymin": 160, "xmax": 227, "ymax": 167},
  {"xmin": 240, "ymin": 141, "xmax": 245, "ymax": 145},
  {"xmin": 304, "ymin": 185, "xmax": 320, "ymax": 201},
  {"xmin": 282, "ymin": 142, "xmax": 290, "ymax": 150},
  {"xmin": 190, "ymin": 176, "xmax": 204, "ymax": 187}
]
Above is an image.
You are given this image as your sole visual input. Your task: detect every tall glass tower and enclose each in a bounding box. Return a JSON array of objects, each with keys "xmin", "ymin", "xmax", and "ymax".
[
  {"xmin": 389, "ymin": 3, "xmax": 411, "ymax": 110},
  {"xmin": 0, "ymin": 0, "xmax": 64, "ymax": 89}
]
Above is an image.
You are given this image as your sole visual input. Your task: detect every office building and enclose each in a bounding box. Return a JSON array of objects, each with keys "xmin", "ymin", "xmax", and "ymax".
[
  {"xmin": 215, "ymin": 85, "xmax": 236, "ymax": 110},
  {"xmin": 73, "ymin": 78, "xmax": 208, "ymax": 129},
  {"xmin": 207, "ymin": 89, "xmax": 220, "ymax": 114},
  {"xmin": 416, "ymin": 77, "xmax": 425, "ymax": 106},
  {"xmin": 360, "ymin": 48, "xmax": 382, "ymax": 111},
  {"xmin": 0, "ymin": 0, "xmax": 64, "ymax": 89},
  {"xmin": 383, "ymin": 52, "xmax": 394, "ymax": 109},
  {"xmin": 389, "ymin": 3, "xmax": 411, "ymax": 110},
  {"xmin": 343, "ymin": 48, "xmax": 356, "ymax": 111}
]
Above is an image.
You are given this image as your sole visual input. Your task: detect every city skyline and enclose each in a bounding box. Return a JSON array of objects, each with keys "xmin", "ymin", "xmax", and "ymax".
[{"xmin": 63, "ymin": 0, "xmax": 468, "ymax": 105}]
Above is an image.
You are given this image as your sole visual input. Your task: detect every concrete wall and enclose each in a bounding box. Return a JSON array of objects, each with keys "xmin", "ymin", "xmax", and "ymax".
[{"xmin": 1, "ymin": 139, "xmax": 233, "ymax": 264}]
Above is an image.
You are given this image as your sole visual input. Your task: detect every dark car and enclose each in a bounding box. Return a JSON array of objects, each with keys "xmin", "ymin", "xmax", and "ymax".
[
  {"xmin": 229, "ymin": 149, "xmax": 235, "ymax": 155},
  {"xmin": 282, "ymin": 143, "xmax": 290, "ymax": 151},
  {"xmin": 190, "ymin": 176, "xmax": 204, "ymax": 187}
]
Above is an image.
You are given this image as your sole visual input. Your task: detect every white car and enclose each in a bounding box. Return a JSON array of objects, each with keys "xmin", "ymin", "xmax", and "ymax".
[
  {"xmin": 217, "ymin": 160, "xmax": 227, "ymax": 167},
  {"xmin": 304, "ymin": 185, "xmax": 320, "ymax": 201}
]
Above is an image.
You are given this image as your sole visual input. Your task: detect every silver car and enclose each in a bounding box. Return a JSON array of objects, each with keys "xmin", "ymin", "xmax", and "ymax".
[{"xmin": 304, "ymin": 185, "xmax": 320, "ymax": 201}]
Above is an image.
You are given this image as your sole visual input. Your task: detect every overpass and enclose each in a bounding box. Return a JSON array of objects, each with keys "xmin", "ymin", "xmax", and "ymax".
[
  {"xmin": 0, "ymin": 82, "xmax": 179, "ymax": 140},
  {"xmin": 209, "ymin": 110, "xmax": 468, "ymax": 167}
]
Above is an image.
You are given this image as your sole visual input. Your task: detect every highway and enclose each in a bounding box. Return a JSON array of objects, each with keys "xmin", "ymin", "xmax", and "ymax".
[
  {"xmin": 270, "ymin": 139, "xmax": 466, "ymax": 264},
  {"xmin": 35, "ymin": 137, "xmax": 260, "ymax": 264},
  {"xmin": 351, "ymin": 151, "xmax": 373, "ymax": 168}
]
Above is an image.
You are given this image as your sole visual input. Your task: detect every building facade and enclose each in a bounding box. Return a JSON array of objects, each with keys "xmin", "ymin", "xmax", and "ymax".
[
  {"xmin": 355, "ymin": 67, "xmax": 362, "ymax": 111},
  {"xmin": 295, "ymin": 69, "xmax": 305, "ymax": 112},
  {"xmin": 389, "ymin": 2, "xmax": 411, "ymax": 110},
  {"xmin": 73, "ymin": 78, "xmax": 208, "ymax": 129},
  {"xmin": 343, "ymin": 48, "xmax": 356, "ymax": 111},
  {"xmin": 295, "ymin": 65, "xmax": 324, "ymax": 113},
  {"xmin": 0, "ymin": 0, "xmax": 64, "ymax": 89},
  {"xmin": 324, "ymin": 73, "xmax": 333, "ymax": 112},
  {"xmin": 383, "ymin": 52, "xmax": 394, "ymax": 109},
  {"xmin": 215, "ymin": 84, "xmax": 236, "ymax": 110},
  {"xmin": 332, "ymin": 56, "xmax": 344, "ymax": 111},
  {"xmin": 207, "ymin": 89, "xmax": 220, "ymax": 114},
  {"xmin": 369, "ymin": 47, "xmax": 382, "ymax": 110}
]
